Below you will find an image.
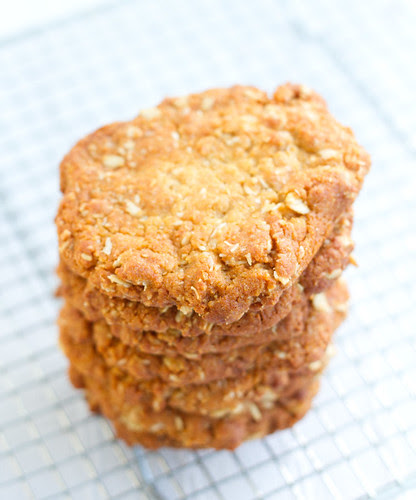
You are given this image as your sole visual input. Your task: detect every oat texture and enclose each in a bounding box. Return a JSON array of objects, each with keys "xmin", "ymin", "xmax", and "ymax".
[
  {"xmin": 59, "ymin": 280, "xmax": 347, "ymax": 386},
  {"xmin": 57, "ymin": 209, "xmax": 353, "ymax": 337},
  {"xmin": 59, "ymin": 281, "xmax": 346, "ymax": 415},
  {"xmin": 70, "ymin": 364, "xmax": 319, "ymax": 450},
  {"xmin": 56, "ymin": 84, "xmax": 369, "ymax": 323}
]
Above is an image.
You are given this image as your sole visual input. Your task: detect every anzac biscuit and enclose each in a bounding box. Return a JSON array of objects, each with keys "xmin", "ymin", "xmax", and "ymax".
[
  {"xmin": 69, "ymin": 355, "xmax": 320, "ymax": 418},
  {"xmin": 59, "ymin": 282, "xmax": 345, "ymax": 415},
  {"xmin": 56, "ymin": 84, "xmax": 369, "ymax": 323},
  {"xmin": 60, "ymin": 280, "xmax": 347, "ymax": 385},
  {"xmin": 70, "ymin": 364, "xmax": 319, "ymax": 450},
  {"xmin": 57, "ymin": 210, "xmax": 353, "ymax": 338}
]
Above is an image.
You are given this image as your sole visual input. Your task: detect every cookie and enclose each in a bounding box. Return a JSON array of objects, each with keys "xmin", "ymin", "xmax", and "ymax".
[
  {"xmin": 59, "ymin": 282, "xmax": 345, "ymax": 415},
  {"xmin": 71, "ymin": 364, "xmax": 319, "ymax": 449},
  {"xmin": 57, "ymin": 209, "xmax": 353, "ymax": 338},
  {"xmin": 59, "ymin": 280, "xmax": 347, "ymax": 386},
  {"xmin": 61, "ymin": 322, "xmax": 328, "ymax": 417},
  {"xmin": 56, "ymin": 84, "xmax": 369, "ymax": 323},
  {"xmin": 69, "ymin": 355, "xmax": 321, "ymax": 418}
]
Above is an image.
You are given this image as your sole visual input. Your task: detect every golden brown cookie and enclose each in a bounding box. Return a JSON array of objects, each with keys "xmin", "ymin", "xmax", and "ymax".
[
  {"xmin": 59, "ymin": 280, "xmax": 347, "ymax": 386},
  {"xmin": 71, "ymin": 364, "xmax": 319, "ymax": 449},
  {"xmin": 56, "ymin": 84, "xmax": 369, "ymax": 323},
  {"xmin": 58, "ymin": 281, "xmax": 346, "ymax": 415},
  {"xmin": 61, "ymin": 322, "xmax": 326, "ymax": 417},
  {"xmin": 70, "ymin": 355, "xmax": 320, "ymax": 418},
  {"xmin": 57, "ymin": 209, "xmax": 353, "ymax": 338}
]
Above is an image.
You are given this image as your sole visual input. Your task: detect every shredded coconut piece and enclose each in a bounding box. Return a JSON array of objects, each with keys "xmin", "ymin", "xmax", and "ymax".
[
  {"xmin": 285, "ymin": 192, "xmax": 310, "ymax": 214},
  {"xmin": 125, "ymin": 200, "xmax": 140, "ymax": 216},
  {"xmin": 201, "ymin": 96, "xmax": 214, "ymax": 110},
  {"xmin": 61, "ymin": 229, "xmax": 71, "ymax": 240},
  {"xmin": 102, "ymin": 237, "xmax": 112, "ymax": 255},
  {"xmin": 319, "ymin": 148, "xmax": 339, "ymax": 160},
  {"xmin": 248, "ymin": 402, "xmax": 262, "ymax": 422},
  {"xmin": 324, "ymin": 268, "xmax": 342, "ymax": 280},
  {"xmin": 273, "ymin": 271, "xmax": 290, "ymax": 285},
  {"xmin": 183, "ymin": 353, "xmax": 199, "ymax": 360},
  {"xmin": 140, "ymin": 107, "xmax": 161, "ymax": 119},
  {"xmin": 103, "ymin": 154, "xmax": 124, "ymax": 168},
  {"xmin": 174, "ymin": 416, "xmax": 184, "ymax": 431},
  {"xmin": 312, "ymin": 292, "xmax": 332, "ymax": 312},
  {"xmin": 210, "ymin": 222, "xmax": 227, "ymax": 238},
  {"xmin": 108, "ymin": 274, "xmax": 131, "ymax": 288},
  {"xmin": 309, "ymin": 360, "xmax": 323, "ymax": 371},
  {"xmin": 275, "ymin": 351, "xmax": 287, "ymax": 359},
  {"xmin": 150, "ymin": 422, "xmax": 165, "ymax": 432},
  {"xmin": 179, "ymin": 305, "xmax": 193, "ymax": 316}
]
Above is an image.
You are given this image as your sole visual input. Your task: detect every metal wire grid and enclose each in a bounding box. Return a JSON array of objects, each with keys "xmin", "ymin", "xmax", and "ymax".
[{"xmin": 0, "ymin": 0, "xmax": 415, "ymax": 498}]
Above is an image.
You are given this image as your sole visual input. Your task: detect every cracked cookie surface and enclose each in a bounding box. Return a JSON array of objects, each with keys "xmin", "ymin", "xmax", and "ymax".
[
  {"xmin": 56, "ymin": 84, "xmax": 369, "ymax": 323},
  {"xmin": 57, "ymin": 209, "xmax": 353, "ymax": 338}
]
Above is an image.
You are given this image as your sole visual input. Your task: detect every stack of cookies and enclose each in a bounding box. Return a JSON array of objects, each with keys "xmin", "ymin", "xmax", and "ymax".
[{"xmin": 56, "ymin": 84, "xmax": 370, "ymax": 449}]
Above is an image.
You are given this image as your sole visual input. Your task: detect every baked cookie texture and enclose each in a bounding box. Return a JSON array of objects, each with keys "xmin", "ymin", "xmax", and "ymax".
[
  {"xmin": 59, "ymin": 281, "xmax": 347, "ymax": 387},
  {"xmin": 57, "ymin": 209, "xmax": 353, "ymax": 337},
  {"xmin": 56, "ymin": 84, "xmax": 369, "ymax": 323},
  {"xmin": 56, "ymin": 83, "xmax": 370, "ymax": 449},
  {"xmin": 70, "ymin": 364, "xmax": 319, "ymax": 450}
]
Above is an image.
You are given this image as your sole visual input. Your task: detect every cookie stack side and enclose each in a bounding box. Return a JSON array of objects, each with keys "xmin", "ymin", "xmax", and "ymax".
[{"xmin": 56, "ymin": 84, "xmax": 370, "ymax": 449}]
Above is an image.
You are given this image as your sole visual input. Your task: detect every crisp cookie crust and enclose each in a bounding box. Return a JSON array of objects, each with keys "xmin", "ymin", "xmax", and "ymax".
[
  {"xmin": 59, "ymin": 280, "xmax": 347, "ymax": 386},
  {"xmin": 71, "ymin": 364, "xmax": 319, "ymax": 450},
  {"xmin": 71, "ymin": 354, "xmax": 320, "ymax": 419},
  {"xmin": 56, "ymin": 84, "xmax": 369, "ymax": 323},
  {"xmin": 62, "ymin": 326, "xmax": 326, "ymax": 417},
  {"xmin": 57, "ymin": 209, "xmax": 353, "ymax": 337},
  {"xmin": 82, "ymin": 281, "xmax": 340, "ymax": 356},
  {"xmin": 59, "ymin": 281, "xmax": 346, "ymax": 415}
]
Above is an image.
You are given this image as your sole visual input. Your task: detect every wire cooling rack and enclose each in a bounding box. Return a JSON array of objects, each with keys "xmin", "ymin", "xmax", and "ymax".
[{"xmin": 1, "ymin": 0, "xmax": 415, "ymax": 498}]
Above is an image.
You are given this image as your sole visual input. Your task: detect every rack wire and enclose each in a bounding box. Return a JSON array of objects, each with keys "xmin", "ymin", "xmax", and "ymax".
[{"xmin": 0, "ymin": 0, "xmax": 415, "ymax": 498}]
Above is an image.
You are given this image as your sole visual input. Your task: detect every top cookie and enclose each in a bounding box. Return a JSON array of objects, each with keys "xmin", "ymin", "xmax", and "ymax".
[{"xmin": 56, "ymin": 84, "xmax": 370, "ymax": 323}]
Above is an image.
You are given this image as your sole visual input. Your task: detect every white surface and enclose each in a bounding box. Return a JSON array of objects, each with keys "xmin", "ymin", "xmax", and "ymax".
[
  {"xmin": 0, "ymin": 0, "xmax": 416, "ymax": 499},
  {"xmin": 0, "ymin": 0, "xmax": 109, "ymax": 40}
]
